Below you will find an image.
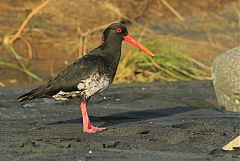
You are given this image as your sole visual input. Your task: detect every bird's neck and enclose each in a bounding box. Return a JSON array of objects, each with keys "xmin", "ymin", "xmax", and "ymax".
[
  {"xmin": 101, "ymin": 36, "xmax": 122, "ymax": 61},
  {"xmin": 100, "ymin": 37, "xmax": 123, "ymax": 80},
  {"xmin": 102, "ymin": 35, "xmax": 122, "ymax": 48}
]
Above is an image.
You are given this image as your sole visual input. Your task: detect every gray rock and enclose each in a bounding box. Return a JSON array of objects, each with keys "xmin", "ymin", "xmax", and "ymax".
[
  {"xmin": 58, "ymin": 142, "xmax": 71, "ymax": 148},
  {"xmin": 102, "ymin": 141, "xmax": 120, "ymax": 148},
  {"xmin": 212, "ymin": 46, "xmax": 240, "ymax": 112}
]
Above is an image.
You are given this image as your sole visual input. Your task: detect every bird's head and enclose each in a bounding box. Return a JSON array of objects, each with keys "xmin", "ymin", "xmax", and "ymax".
[{"xmin": 103, "ymin": 23, "xmax": 154, "ymax": 56}]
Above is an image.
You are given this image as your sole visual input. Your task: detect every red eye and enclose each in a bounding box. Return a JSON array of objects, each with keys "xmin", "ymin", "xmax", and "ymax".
[{"xmin": 116, "ymin": 28, "xmax": 122, "ymax": 33}]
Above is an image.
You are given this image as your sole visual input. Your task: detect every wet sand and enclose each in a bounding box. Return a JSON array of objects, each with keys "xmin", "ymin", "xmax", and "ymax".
[{"xmin": 0, "ymin": 81, "xmax": 239, "ymax": 161}]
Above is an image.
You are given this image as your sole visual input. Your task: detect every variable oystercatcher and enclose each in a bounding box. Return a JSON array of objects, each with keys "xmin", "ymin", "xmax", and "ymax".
[{"xmin": 18, "ymin": 23, "xmax": 154, "ymax": 133}]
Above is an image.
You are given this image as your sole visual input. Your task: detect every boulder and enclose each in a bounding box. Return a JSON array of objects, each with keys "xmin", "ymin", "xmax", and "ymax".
[{"xmin": 212, "ymin": 46, "xmax": 240, "ymax": 112}]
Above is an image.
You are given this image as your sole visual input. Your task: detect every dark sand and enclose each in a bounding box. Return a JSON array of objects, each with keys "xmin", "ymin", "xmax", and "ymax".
[{"xmin": 0, "ymin": 81, "xmax": 239, "ymax": 161}]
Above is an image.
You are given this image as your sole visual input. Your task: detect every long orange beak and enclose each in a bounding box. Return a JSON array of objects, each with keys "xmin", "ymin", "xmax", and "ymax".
[{"xmin": 123, "ymin": 35, "xmax": 154, "ymax": 56}]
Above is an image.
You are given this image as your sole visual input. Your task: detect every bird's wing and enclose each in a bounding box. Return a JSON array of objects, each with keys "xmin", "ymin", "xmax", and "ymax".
[
  {"xmin": 18, "ymin": 54, "xmax": 109, "ymax": 102},
  {"xmin": 49, "ymin": 54, "xmax": 109, "ymax": 92}
]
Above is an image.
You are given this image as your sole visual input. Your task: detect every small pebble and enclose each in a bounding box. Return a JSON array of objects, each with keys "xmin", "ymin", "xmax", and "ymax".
[
  {"xmin": 139, "ymin": 130, "xmax": 150, "ymax": 134},
  {"xmin": 59, "ymin": 142, "xmax": 71, "ymax": 148},
  {"xmin": 115, "ymin": 98, "xmax": 120, "ymax": 101},
  {"xmin": 102, "ymin": 141, "xmax": 120, "ymax": 148}
]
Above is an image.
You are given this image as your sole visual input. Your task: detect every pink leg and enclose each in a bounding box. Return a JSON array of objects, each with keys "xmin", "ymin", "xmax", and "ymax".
[{"xmin": 80, "ymin": 102, "xmax": 106, "ymax": 133}]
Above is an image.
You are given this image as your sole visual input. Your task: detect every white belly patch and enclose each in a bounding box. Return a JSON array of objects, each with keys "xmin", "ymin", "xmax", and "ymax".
[
  {"xmin": 52, "ymin": 91, "xmax": 81, "ymax": 100},
  {"xmin": 77, "ymin": 72, "xmax": 110, "ymax": 98},
  {"xmin": 52, "ymin": 72, "xmax": 110, "ymax": 100}
]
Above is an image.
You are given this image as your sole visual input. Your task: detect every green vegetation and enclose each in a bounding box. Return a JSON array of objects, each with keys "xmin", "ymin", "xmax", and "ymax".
[{"xmin": 115, "ymin": 39, "xmax": 211, "ymax": 83}]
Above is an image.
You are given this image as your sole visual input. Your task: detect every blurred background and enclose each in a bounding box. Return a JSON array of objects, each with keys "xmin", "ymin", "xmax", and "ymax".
[{"xmin": 0, "ymin": 0, "xmax": 239, "ymax": 87}]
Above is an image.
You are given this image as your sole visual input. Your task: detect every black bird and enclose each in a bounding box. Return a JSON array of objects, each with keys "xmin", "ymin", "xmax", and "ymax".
[{"xmin": 18, "ymin": 23, "xmax": 154, "ymax": 133}]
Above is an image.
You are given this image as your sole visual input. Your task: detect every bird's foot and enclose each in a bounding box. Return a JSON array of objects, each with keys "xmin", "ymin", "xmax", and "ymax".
[{"xmin": 83, "ymin": 125, "xmax": 106, "ymax": 133}]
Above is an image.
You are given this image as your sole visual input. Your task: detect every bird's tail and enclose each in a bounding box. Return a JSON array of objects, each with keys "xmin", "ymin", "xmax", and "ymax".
[{"xmin": 18, "ymin": 85, "xmax": 48, "ymax": 102}]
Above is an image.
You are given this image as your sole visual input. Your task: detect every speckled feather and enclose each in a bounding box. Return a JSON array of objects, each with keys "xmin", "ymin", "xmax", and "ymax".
[{"xmin": 52, "ymin": 72, "xmax": 110, "ymax": 100}]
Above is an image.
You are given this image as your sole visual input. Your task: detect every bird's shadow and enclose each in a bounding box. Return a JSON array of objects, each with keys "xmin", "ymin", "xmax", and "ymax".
[{"xmin": 48, "ymin": 106, "xmax": 198, "ymax": 127}]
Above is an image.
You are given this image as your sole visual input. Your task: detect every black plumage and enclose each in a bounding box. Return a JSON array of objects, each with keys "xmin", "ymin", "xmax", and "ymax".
[{"xmin": 18, "ymin": 23, "xmax": 154, "ymax": 133}]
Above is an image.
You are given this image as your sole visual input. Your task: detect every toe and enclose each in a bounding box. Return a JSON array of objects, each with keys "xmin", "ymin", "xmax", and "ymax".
[
  {"xmin": 90, "ymin": 126, "xmax": 107, "ymax": 132},
  {"xmin": 96, "ymin": 127, "xmax": 106, "ymax": 132},
  {"xmin": 83, "ymin": 127, "xmax": 107, "ymax": 133},
  {"xmin": 84, "ymin": 129, "xmax": 97, "ymax": 133}
]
